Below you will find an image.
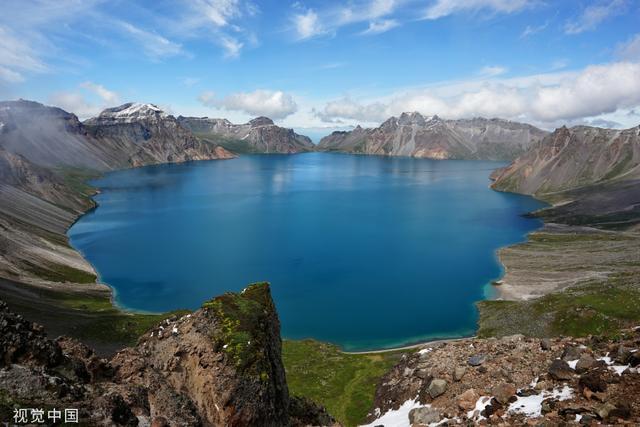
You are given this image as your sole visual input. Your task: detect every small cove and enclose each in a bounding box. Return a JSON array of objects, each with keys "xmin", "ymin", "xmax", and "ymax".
[{"xmin": 68, "ymin": 153, "xmax": 546, "ymax": 351}]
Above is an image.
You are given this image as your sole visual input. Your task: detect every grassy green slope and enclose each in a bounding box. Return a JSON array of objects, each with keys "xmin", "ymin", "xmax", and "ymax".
[{"xmin": 282, "ymin": 340, "xmax": 406, "ymax": 426}]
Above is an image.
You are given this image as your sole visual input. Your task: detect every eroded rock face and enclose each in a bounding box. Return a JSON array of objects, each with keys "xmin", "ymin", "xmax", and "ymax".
[
  {"xmin": 317, "ymin": 113, "xmax": 546, "ymax": 161},
  {"xmin": 0, "ymin": 284, "xmax": 335, "ymax": 427}
]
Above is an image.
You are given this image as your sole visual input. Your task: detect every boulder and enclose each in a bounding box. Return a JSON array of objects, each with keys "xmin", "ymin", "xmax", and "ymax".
[
  {"xmin": 468, "ymin": 354, "xmax": 487, "ymax": 366},
  {"xmin": 453, "ymin": 366, "xmax": 466, "ymax": 382},
  {"xmin": 457, "ymin": 388, "xmax": 479, "ymax": 410},
  {"xmin": 492, "ymin": 383, "xmax": 517, "ymax": 405},
  {"xmin": 575, "ymin": 354, "xmax": 597, "ymax": 373},
  {"xmin": 561, "ymin": 345, "xmax": 582, "ymax": 361},
  {"xmin": 427, "ymin": 379, "xmax": 448, "ymax": 399},
  {"xmin": 579, "ymin": 371, "xmax": 607, "ymax": 393},
  {"xmin": 548, "ymin": 359, "xmax": 573, "ymax": 380},
  {"xmin": 540, "ymin": 338, "xmax": 552, "ymax": 351},
  {"xmin": 408, "ymin": 406, "xmax": 441, "ymax": 425}
]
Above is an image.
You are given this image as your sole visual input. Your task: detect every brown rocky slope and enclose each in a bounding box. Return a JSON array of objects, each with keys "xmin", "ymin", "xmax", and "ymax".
[{"xmin": 363, "ymin": 330, "xmax": 640, "ymax": 426}]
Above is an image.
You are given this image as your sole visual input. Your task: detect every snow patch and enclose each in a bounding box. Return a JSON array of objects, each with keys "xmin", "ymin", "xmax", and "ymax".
[
  {"xmin": 508, "ymin": 386, "xmax": 573, "ymax": 418},
  {"xmin": 567, "ymin": 359, "xmax": 579, "ymax": 369},
  {"xmin": 418, "ymin": 347, "xmax": 432, "ymax": 355},
  {"xmin": 597, "ymin": 354, "xmax": 630, "ymax": 375},
  {"xmin": 360, "ymin": 397, "xmax": 424, "ymax": 427},
  {"xmin": 467, "ymin": 396, "xmax": 492, "ymax": 421}
]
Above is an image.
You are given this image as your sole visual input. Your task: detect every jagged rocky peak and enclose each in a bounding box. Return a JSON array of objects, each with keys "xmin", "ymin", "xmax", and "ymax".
[
  {"xmin": 249, "ymin": 116, "xmax": 275, "ymax": 127},
  {"xmin": 398, "ymin": 111, "xmax": 428, "ymax": 126},
  {"xmin": 89, "ymin": 102, "xmax": 168, "ymax": 124}
]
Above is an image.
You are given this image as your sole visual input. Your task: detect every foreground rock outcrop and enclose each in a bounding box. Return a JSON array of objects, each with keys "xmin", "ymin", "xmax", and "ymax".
[
  {"xmin": 364, "ymin": 331, "xmax": 640, "ymax": 426},
  {"xmin": 0, "ymin": 283, "xmax": 336, "ymax": 426},
  {"xmin": 317, "ymin": 113, "xmax": 546, "ymax": 161},
  {"xmin": 178, "ymin": 116, "xmax": 315, "ymax": 154}
]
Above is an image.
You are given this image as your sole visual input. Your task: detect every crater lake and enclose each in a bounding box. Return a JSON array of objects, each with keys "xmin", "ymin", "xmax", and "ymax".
[{"xmin": 68, "ymin": 153, "xmax": 546, "ymax": 351}]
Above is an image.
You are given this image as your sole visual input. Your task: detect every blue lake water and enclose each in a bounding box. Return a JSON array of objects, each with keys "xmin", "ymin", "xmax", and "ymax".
[{"xmin": 68, "ymin": 153, "xmax": 546, "ymax": 351}]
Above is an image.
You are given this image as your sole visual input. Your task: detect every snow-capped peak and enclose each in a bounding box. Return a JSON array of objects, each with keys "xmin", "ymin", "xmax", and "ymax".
[{"xmin": 96, "ymin": 102, "xmax": 167, "ymax": 123}]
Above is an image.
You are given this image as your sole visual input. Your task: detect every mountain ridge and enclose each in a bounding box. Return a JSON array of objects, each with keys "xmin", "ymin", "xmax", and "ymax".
[
  {"xmin": 178, "ymin": 115, "xmax": 315, "ymax": 154},
  {"xmin": 317, "ymin": 112, "xmax": 548, "ymax": 161}
]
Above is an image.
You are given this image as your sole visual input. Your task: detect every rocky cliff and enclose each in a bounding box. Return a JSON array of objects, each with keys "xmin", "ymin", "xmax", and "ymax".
[
  {"xmin": 178, "ymin": 116, "xmax": 315, "ymax": 154},
  {"xmin": 0, "ymin": 283, "xmax": 335, "ymax": 426},
  {"xmin": 317, "ymin": 113, "xmax": 547, "ymax": 161}
]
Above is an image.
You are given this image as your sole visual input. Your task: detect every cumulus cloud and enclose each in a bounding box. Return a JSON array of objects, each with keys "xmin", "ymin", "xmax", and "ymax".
[
  {"xmin": 48, "ymin": 82, "xmax": 120, "ymax": 119},
  {"xmin": 564, "ymin": 0, "xmax": 627, "ymax": 34},
  {"xmin": 48, "ymin": 92, "xmax": 102, "ymax": 119},
  {"xmin": 423, "ymin": 0, "xmax": 533, "ymax": 20},
  {"xmin": 315, "ymin": 62, "xmax": 640, "ymax": 126},
  {"xmin": 199, "ymin": 89, "xmax": 298, "ymax": 119},
  {"xmin": 79, "ymin": 81, "xmax": 119, "ymax": 104}
]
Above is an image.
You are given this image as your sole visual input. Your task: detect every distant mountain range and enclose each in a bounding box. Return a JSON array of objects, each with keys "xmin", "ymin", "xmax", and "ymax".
[
  {"xmin": 178, "ymin": 115, "xmax": 314, "ymax": 154},
  {"xmin": 317, "ymin": 112, "xmax": 548, "ymax": 161}
]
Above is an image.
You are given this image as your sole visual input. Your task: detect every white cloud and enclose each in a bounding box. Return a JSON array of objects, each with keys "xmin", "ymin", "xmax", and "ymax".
[
  {"xmin": 48, "ymin": 92, "xmax": 102, "ymax": 119},
  {"xmin": 79, "ymin": 81, "xmax": 119, "ymax": 104},
  {"xmin": 0, "ymin": 25, "xmax": 48, "ymax": 83},
  {"xmin": 315, "ymin": 97, "xmax": 389, "ymax": 123},
  {"xmin": 190, "ymin": 0, "xmax": 243, "ymax": 27},
  {"xmin": 119, "ymin": 22, "xmax": 183, "ymax": 60},
  {"xmin": 315, "ymin": 61, "xmax": 640, "ymax": 127},
  {"xmin": 479, "ymin": 65, "xmax": 507, "ymax": 77},
  {"xmin": 181, "ymin": 77, "xmax": 201, "ymax": 87},
  {"xmin": 617, "ymin": 33, "xmax": 640, "ymax": 61},
  {"xmin": 0, "ymin": 66, "xmax": 24, "ymax": 83},
  {"xmin": 199, "ymin": 89, "xmax": 298, "ymax": 119},
  {"xmin": 564, "ymin": 0, "xmax": 627, "ymax": 34},
  {"xmin": 48, "ymin": 81, "xmax": 120, "ymax": 119},
  {"xmin": 423, "ymin": 0, "xmax": 533, "ymax": 20},
  {"xmin": 291, "ymin": 0, "xmax": 401, "ymax": 40},
  {"xmin": 520, "ymin": 21, "xmax": 548, "ymax": 38},
  {"xmin": 360, "ymin": 19, "xmax": 399, "ymax": 35},
  {"xmin": 198, "ymin": 91, "xmax": 216, "ymax": 107},
  {"xmin": 219, "ymin": 36, "xmax": 244, "ymax": 58},
  {"xmin": 293, "ymin": 9, "xmax": 324, "ymax": 40}
]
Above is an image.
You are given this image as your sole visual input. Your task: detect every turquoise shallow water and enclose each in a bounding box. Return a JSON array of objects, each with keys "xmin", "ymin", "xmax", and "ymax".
[{"xmin": 68, "ymin": 153, "xmax": 546, "ymax": 351}]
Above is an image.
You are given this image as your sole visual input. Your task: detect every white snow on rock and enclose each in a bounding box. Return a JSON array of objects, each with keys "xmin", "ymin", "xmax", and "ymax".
[
  {"xmin": 361, "ymin": 397, "xmax": 423, "ymax": 427},
  {"xmin": 597, "ymin": 354, "xmax": 630, "ymax": 375},
  {"xmin": 467, "ymin": 396, "xmax": 493, "ymax": 421},
  {"xmin": 567, "ymin": 359, "xmax": 579, "ymax": 369},
  {"xmin": 98, "ymin": 103, "xmax": 166, "ymax": 123},
  {"xmin": 418, "ymin": 347, "xmax": 432, "ymax": 355},
  {"xmin": 508, "ymin": 386, "xmax": 573, "ymax": 418}
]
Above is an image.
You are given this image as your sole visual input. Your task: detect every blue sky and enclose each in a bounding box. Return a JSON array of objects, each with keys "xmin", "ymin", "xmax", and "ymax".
[{"xmin": 2, "ymin": 0, "xmax": 640, "ymax": 135}]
